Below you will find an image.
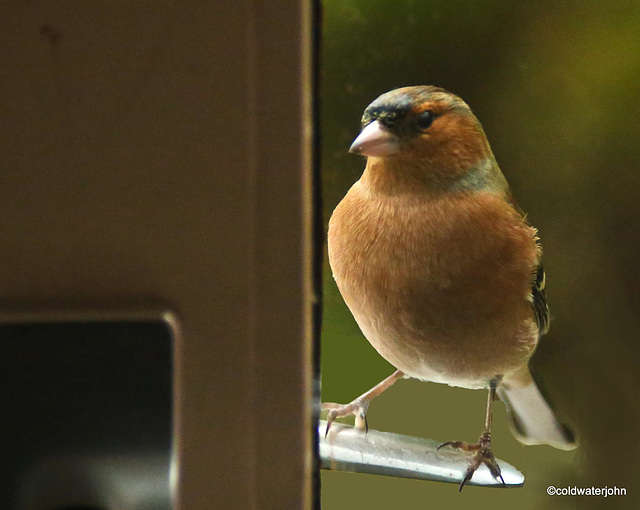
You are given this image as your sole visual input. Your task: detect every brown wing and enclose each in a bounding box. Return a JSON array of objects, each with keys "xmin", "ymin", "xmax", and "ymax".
[
  {"xmin": 504, "ymin": 188, "xmax": 550, "ymax": 337},
  {"xmin": 532, "ymin": 263, "xmax": 550, "ymax": 337}
]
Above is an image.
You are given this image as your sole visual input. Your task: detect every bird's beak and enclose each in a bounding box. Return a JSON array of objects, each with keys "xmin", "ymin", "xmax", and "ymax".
[{"xmin": 349, "ymin": 120, "xmax": 400, "ymax": 157}]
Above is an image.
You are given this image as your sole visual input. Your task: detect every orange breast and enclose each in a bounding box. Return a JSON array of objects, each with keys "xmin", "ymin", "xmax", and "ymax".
[{"xmin": 328, "ymin": 182, "xmax": 540, "ymax": 388}]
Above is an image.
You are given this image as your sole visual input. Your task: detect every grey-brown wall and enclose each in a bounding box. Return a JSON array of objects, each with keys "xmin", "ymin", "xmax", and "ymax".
[{"xmin": 1, "ymin": 2, "xmax": 314, "ymax": 508}]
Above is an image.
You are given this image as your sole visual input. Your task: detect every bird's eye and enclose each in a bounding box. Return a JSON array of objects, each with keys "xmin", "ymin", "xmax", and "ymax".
[{"xmin": 416, "ymin": 110, "xmax": 434, "ymax": 131}]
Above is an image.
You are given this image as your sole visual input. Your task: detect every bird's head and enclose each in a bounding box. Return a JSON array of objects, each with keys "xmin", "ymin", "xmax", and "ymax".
[{"xmin": 351, "ymin": 86, "xmax": 496, "ymax": 182}]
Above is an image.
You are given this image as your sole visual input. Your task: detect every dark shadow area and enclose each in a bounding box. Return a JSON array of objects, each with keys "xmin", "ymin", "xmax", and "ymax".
[{"xmin": 0, "ymin": 321, "xmax": 173, "ymax": 509}]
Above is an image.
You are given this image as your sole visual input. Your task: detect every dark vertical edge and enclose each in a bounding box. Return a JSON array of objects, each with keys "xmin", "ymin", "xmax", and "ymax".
[{"xmin": 310, "ymin": 0, "xmax": 323, "ymax": 508}]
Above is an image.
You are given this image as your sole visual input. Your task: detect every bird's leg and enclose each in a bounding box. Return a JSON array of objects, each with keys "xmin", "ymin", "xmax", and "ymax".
[
  {"xmin": 438, "ymin": 378, "xmax": 505, "ymax": 491},
  {"xmin": 322, "ymin": 370, "xmax": 406, "ymax": 437}
]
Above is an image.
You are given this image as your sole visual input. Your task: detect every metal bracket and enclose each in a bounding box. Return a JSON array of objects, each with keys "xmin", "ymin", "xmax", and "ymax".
[{"xmin": 319, "ymin": 420, "xmax": 524, "ymax": 488}]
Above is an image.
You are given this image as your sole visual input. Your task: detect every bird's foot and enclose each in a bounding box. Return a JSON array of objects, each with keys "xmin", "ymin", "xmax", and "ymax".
[
  {"xmin": 438, "ymin": 431, "xmax": 505, "ymax": 491},
  {"xmin": 321, "ymin": 371, "xmax": 406, "ymax": 438},
  {"xmin": 321, "ymin": 397, "xmax": 371, "ymax": 437}
]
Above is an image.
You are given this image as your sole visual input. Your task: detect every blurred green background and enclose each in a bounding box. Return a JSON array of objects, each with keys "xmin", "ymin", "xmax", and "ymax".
[{"xmin": 320, "ymin": 1, "xmax": 640, "ymax": 509}]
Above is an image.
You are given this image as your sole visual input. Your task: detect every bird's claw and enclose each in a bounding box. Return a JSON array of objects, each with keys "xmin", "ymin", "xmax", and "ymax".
[
  {"xmin": 438, "ymin": 432, "xmax": 505, "ymax": 491},
  {"xmin": 321, "ymin": 398, "xmax": 370, "ymax": 437}
]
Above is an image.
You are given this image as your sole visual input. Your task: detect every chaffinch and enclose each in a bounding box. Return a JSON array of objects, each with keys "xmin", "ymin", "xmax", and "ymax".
[{"xmin": 323, "ymin": 86, "xmax": 576, "ymax": 490}]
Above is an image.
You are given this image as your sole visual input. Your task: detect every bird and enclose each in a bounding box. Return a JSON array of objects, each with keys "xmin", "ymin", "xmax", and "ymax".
[{"xmin": 322, "ymin": 85, "xmax": 576, "ymax": 490}]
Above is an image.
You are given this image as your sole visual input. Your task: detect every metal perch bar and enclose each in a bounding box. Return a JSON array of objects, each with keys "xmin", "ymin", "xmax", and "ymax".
[{"xmin": 319, "ymin": 420, "xmax": 524, "ymax": 488}]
